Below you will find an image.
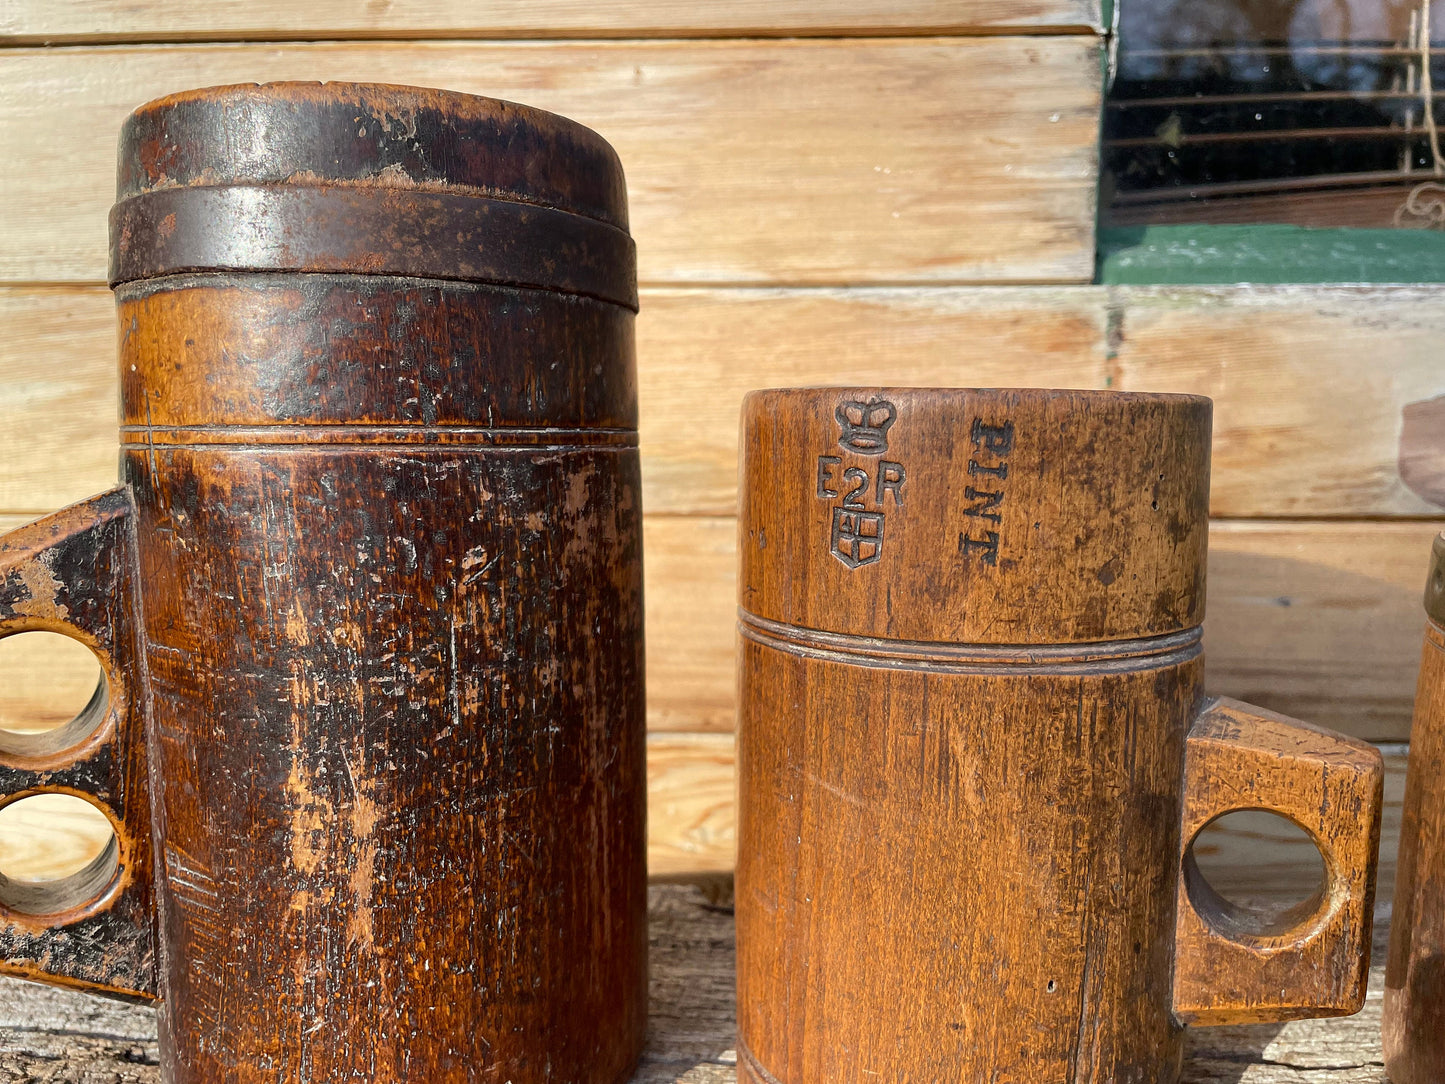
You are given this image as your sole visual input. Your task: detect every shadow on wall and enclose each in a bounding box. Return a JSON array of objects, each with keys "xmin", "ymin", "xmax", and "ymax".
[
  {"xmin": 1182, "ymin": 1022, "xmax": 1288, "ymax": 1084},
  {"xmin": 1204, "ymin": 544, "xmax": 1430, "ymax": 743}
]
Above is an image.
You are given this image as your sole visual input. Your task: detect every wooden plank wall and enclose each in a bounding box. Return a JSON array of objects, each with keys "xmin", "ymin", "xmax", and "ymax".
[{"xmin": 0, "ymin": 5, "xmax": 1439, "ymax": 880}]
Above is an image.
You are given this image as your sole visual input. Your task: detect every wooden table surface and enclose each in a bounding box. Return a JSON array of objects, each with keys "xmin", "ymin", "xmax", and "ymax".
[{"xmin": 0, "ymin": 881, "xmax": 1396, "ymax": 1083}]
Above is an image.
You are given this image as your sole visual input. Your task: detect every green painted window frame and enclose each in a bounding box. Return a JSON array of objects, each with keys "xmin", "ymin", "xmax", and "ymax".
[{"xmin": 1097, "ymin": 224, "xmax": 1445, "ymax": 285}]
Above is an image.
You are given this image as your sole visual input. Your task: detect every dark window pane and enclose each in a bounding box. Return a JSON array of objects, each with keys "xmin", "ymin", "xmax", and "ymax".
[{"xmin": 1104, "ymin": 0, "xmax": 1445, "ymax": 228}]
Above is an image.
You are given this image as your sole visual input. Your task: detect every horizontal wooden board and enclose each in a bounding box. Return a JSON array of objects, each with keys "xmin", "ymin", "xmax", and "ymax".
[
  {"xmin": 644, "ymin": 733, "xmax": 736, "ymax": 877},
  {"xmin": 0, "ymin": 289, "xmax": 119, "ymax": 517},
  {"xmin": 645, "ymin": 516, "xmax": 1442, "ymax": 741},
  {"xmin": 1205, "ymin": 522, "xmax": 1440, "ymax": 742},
  {"xmin": 638, "ymin": 287, "xmax": 1109, "ymax": 513},
  {"xmin": 0, "ymin": 1, "xmax": 1103, "ymax": 42},
  {"xmin": 17, "ymin": 282, "xmax": 1445, "ymax": 519},
  {"xmin": 0, "ymin": 630, "xmax": 104, "ymax": 734},
  {"xmin": 2, "ymin": 284, "xmax": 1442, "ymax": 517},
  {"xmin": 1110, "ymin": 285, "xmax": 1445, "ymax": 516},
  {"xmin": 0, "ymin": 40, "xmax": 1102, "ymax": 287},
  {"xmin": 0, "ymin": 793, "xmax": 115, "ymax": 882}
]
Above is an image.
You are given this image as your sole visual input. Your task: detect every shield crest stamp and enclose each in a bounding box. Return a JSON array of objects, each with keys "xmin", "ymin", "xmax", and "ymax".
[
  {"xmin": 831, "ymin": 508, "xmax": 885, "ymax": 568},
  {"xmin": 814, "ymin": 397, "xmax": 906, "ymax": 570}
]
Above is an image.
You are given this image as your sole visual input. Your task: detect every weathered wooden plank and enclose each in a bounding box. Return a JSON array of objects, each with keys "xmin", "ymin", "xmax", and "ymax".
[
  {"xmin": 0, "ymin": 286, "xmax": 1111, "ymax": 515},
  {"xmin": 0, "ymin": 883, "xmax": 1402, "ymax": 1083},
  {"xmin": 0, "ymin": 1, "xmax": 1103, "ymax": 42},
  {"xmin": 1110, "ymin": 285, "xmax": 1445, "ymax": 517},
  {"xmin": 644, "ymin": 733, "xmax": 736, "ymax": 877},
  {"xmin": 6, "ymin": 284, "xmax": 1443, "ymax": 519},
  {"xmin": 644, "ymin": 517, "xmax": 739, "ymax": 734},
  {"xmin": 0, "ymin": 40, "xmax": 1102, "ymax": 287}
]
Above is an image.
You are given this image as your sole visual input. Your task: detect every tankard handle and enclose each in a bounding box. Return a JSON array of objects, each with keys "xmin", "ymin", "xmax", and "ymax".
[
  {"xmin": 0, "ymin": 487, "xmax": 157, "ymax": 1000},
  {"xmin": 1171, "ymin": 696, "xmax": 1383, "ymax": 1026}
]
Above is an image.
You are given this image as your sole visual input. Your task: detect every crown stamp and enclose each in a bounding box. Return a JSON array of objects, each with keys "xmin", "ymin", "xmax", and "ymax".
[{"xmin": 835, "ymin": 398, "xmax": 897, "ymax": 455}]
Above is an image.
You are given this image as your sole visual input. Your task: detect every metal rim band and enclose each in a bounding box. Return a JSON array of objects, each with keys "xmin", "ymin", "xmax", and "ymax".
[
  {"xmin": 1428, "ymin": 532, "xmax": 1445, "ymax": 628},
  {"xmin": 739, "ymin": 610, "xmax": 1204, "ymax": 675},
  {"xmin": 109, "ymin": 185, "xmax": 638, "ymax": 311}
]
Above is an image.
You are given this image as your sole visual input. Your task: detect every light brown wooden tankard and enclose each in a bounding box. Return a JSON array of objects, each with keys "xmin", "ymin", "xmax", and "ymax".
[
  {"xmin": 1383, "ymin": 531, "xmax": 1445, "ymax": 1084},
  {"xmin": 736, "ymin": 387, "xmax": 1384, "ymax": 1084}
]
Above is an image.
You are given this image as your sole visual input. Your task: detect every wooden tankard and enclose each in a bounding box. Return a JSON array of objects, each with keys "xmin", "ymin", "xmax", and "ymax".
[
  {"xmin": 736, "ymin": 387, "xmax": 1384, "ymax": 1084},
  {"xmin": 1383, "ymin": 532, "xmax": 1445, "ymax": 1084},
  {"xmin": 0, "ymin": 84, "xmax": 646, "ymax": 1084}
]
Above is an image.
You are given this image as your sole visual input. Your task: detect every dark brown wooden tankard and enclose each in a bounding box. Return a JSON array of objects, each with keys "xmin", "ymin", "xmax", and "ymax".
[
  {"xmin": 0, "ymin": 83, "xmax": 646, "ymax": 1084},
  {"xmin": 1384, "ymin": 532, "xmax": 1445, "ymax": 1084},
  {"xmin": 736, "ymin": 387, "xmax": 1384, "ymax": 1084}
]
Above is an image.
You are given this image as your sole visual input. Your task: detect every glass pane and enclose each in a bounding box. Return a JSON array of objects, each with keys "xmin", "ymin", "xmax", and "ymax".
[{"xmin": 1104, "ymin": 0, "xmax": 1445, "ymax": 228}]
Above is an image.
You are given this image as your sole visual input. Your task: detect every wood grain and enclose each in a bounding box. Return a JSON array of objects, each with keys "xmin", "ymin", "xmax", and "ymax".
[
  {"xmin": 645, "ymin": 734, "xmax": 737, "ymax": 878},
  {"xmin": 0, "ymin": 793, "xmax": 114, "ymax": 883},
  {"xmin": 0, "ymin": 735, "xmax": 1408, "ymax": 889},
  {"xmin": 0, "ymin": 41, "xmax": 1102, "ymax": 288},
  {"xmin": 638, "ymin": 288, "xmax": 1108, "ymax": 514},
  {"xmin": 0, "ymin": 631, "xmax": 105, "ymax": 734},
  {"xmin": 0, "ymin": 285, "xmax": 1111, "ymax": 515},
  {"xmin": 0, "ymin": 882, "xmax": 1404, "ymax": 1084},
  {"xmin": 0, "ymin": 0, "xmax": 1104, "ymax": 42},
  {"xmin": 0, "ymin": 733, "xmax": 736, "ymax": 883},
  {"xmin": 1205, "ymin": 520, "xmax": 1442, "ymax": 742},
  {"xmin": 1189, "ymin": 748, "xmax": 1406, "ymax": 911}
]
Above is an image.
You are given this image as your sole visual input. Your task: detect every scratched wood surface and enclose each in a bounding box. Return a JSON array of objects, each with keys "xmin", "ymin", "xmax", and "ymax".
[
  {"xmin": 5, "ymin": 285, "xmax": 1445, "ymax": 519},
  {"xmin": 0, "ymin": 41, "xmax": 1102, "ymax": 287},
  {"xmin": 0, "ymin": 0, "xmax": 1103, "ymax": 41},
  {"xmin": 0, "ymin": 879, "xmax": 1405, "ymax": 1083}
]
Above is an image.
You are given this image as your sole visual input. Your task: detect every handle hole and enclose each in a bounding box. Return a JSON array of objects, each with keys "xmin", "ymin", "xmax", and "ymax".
[
  {"xmin": 0, "ymin": 631, "xmax": 108, "ymax": 761},
  {"xmin": 0, "ymin": 793, "xmax": 120, "ymax": 920},
  {"xmin": 1185, "ymin": 810, "xmax": 1328, "ymax": 941}
]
